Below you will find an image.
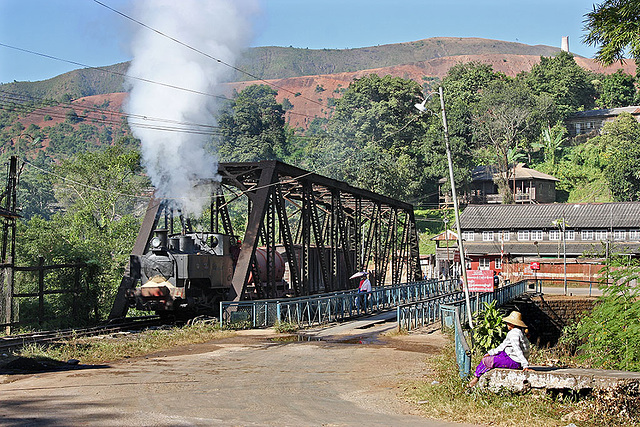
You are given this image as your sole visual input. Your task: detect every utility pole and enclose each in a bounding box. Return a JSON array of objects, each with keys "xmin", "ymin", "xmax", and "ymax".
[{"xmin": 438, "ymin": 87, "xmax": 473, "ymax": 328}]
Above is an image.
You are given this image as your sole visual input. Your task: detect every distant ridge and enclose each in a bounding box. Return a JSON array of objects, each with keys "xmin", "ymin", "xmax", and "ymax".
[
  {"xmin": 232, "ymin": 37, "xmax": 562, "ymax": 81},
  {"xmin": 1, "ymin": 38, "xmax": 562, "ymax": 101}
]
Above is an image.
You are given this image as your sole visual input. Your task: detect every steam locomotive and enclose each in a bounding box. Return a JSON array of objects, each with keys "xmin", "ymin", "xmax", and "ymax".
[{"xmin": 126, "ymin": 228, "xmax": 286, "ymax": 314}]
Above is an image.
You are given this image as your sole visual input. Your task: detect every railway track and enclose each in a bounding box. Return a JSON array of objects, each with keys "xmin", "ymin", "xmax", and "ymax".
[{"xmin": 0, "ymin": 316, "xmax": 163, "ymax": 353}]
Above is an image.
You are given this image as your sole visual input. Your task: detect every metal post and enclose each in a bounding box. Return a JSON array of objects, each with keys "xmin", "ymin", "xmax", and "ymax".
[
  {"xmin": 438, "ymin": 87, "xmax": 474, "ymax": 328},
  {"xmin": 562, "ymin": 216, "xmax": 567, "ymax": 296}
]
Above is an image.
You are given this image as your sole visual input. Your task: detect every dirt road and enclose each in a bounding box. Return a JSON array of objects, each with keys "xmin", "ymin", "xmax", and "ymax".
[{"xmin": 0, "ymin": 316, "xmax": 473, "ymax": 426}]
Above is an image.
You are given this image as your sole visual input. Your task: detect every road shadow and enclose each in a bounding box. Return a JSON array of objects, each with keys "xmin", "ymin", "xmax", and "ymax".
[{"xmin": 0, "ymin": 356, "xmax": 109, "ymax": 375}]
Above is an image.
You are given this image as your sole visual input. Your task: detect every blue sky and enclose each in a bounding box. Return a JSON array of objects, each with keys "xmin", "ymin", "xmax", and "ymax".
[{"xmin": 0, "ymin": 0, "xmax": 600, "ymax": 84}]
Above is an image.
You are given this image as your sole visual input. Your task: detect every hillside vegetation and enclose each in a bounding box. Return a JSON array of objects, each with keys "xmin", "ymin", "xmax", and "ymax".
[
  {"xmin": 1, "ymin": 38, "xmax": 561, "ymax": 102},
  {"xmin": 232, "ymin": 37, "xmax": 561, "ymax": 81}
]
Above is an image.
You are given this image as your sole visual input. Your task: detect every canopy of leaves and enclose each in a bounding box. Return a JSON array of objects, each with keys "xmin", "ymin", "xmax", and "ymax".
[
  {"xmin": 583, "ymin": 0, "xmax": 640, "ymax": 67},
  {"xmin": 594, "ymin": 69, "xmax": 638, "ymax": 108},
  {"xmin": 215, "ymin": 85, "xmax": 287, "ymax": 162},
  {"xmin": 598, "ymin": 112, "xmax": 640, "ymax": 200},
  {"xmin": 16, "ymin": 142, "xmax": 149, "ymax": 322},
  {"xmin": 522, "ymin": 51, "xmax": 597, "ymax": 116},
  {"xmin": 312, "ymin": 74, "xmax": 434, "ymax": 202}
]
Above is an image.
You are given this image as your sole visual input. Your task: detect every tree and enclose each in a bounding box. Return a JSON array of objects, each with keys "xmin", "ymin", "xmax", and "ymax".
[
  {"xmin": 315, "ymin": 74, "xmax": 431, "ymax": 201},
  {"xmin": 583, "ymin": 0, "xmax": 640, "ymax": 69},
  {"xmin": 522, "ymin": 51, "xmax": 597, "ymax": 116},
  {"xmin": 599, "ymin": 112, "xmax": 640, "ymax": 200},
  {"xmin": 594, "ymin": 69, "xmax": 637, "ymax": 108},
  {"xmin": 215, "ymin": 85, "xmax": 288, "ymax": 162},
  {"xmin": 17, "ymin": 142, "xmax": 149, "ymax": 322},
  {"xmin": 473, "ymin": 79, "xmax": 537, "ymax": 203}
]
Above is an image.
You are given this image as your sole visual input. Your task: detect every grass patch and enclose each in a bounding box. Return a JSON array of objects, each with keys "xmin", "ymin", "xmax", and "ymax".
[
  {"xmin": 17, "ymin": 321, "xmax": 235, "ymax": 365},
  {"xmin": 273, "ymin": 321, "xmax": 299, "ymax": 334},
  {"xmin": 404, "ymin": 341, "xmax": 635, "ymax": 426}
]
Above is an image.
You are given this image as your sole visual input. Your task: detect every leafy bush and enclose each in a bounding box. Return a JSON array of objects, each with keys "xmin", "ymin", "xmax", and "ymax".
[
  {"xmin": 575, "ymin": 261, "xmax": 640, "ymax": 371},
  {"xmin": 471, "ymin": 301, "xmax": 507, "ymax": 355}
]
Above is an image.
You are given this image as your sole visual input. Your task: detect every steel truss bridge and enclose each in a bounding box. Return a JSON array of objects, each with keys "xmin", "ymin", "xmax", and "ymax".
[{"xmin": 111, "ymin": 161, "xmax": 421, "ymax": 317}]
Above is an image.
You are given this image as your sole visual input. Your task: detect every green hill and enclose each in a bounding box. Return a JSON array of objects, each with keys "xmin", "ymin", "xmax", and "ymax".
[
  {"xmin": 0, "ymin": 62, "xmax": 129, "ymax": 103},
  {"xmin": 232, "ymin": 37, "xmax": 561, "ymax": 81},
  {"xmin": 0, "ymin": 38, "xmax": 562, "ymax": 102}
]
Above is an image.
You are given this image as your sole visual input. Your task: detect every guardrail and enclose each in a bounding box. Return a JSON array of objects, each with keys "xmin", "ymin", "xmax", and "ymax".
[
  {"xmin": 439, "ymin": 280, "xmax": 530, "ymax": 379},
  {"xmin": 220, "ymin": 279, "xmax": 458, "ymax": 328},
  {"xmin": 398, "ymin": 280, "xmax": 529, "ymax": 332}
]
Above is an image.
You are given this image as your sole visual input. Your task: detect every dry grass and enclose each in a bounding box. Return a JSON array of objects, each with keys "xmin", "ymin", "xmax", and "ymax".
[
  {"xmin": 404, "ymin": 342, "xmax": 636, "ymax": 427},
  {"xmin": 18, "ymin": 321, "xmax": 235, "ymax": 365}
]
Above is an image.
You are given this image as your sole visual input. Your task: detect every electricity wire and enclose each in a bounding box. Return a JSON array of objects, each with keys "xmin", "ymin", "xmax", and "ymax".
[{"xmin": 91, "ymin": 0, "xmax": 333, "ymax": 112}]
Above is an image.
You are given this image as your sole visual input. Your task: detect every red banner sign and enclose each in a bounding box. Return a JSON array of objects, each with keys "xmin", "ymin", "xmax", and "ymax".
[
  {"xmin": 530, "ymin": 261, "xmax": 540, "ymax": 270},
  {"xmin": 466, "ymin": 270, "xmax": 493, "ymax": 292}
]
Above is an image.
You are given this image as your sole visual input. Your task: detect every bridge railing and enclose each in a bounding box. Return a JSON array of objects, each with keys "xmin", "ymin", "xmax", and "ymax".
[
  {"xmin": 220, "ymin": 279, "xmax": 457, "ymax": 328},
  {"xmin": 398, "ymin": 280, "xmax": 529, "ymax": 332},
  {"xmin": 439, "ymin": 280, "xmax": 530, "ymax": 379}
]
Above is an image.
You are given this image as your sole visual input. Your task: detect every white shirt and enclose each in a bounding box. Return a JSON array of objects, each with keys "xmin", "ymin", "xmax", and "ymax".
[
  {"xmin": 488, "ymin": 327, "xmax": 531, "ymax": 368},
  {"xmin": 359, "ymin": 278, "xmax": 371, "ymax": 292}
]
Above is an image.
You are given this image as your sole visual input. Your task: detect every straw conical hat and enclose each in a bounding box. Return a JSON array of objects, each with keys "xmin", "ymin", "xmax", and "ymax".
[{"xmin": 503, "ymin": 311, "xmax": 527, "ymax": 328}]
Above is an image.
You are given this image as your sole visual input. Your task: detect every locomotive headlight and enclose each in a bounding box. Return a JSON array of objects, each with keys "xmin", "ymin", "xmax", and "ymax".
[{"xmin": 151, "ymin": 236, "xmax": 162, "ymax": 249}]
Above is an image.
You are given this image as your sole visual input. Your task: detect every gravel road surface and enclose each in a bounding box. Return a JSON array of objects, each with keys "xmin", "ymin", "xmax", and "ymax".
[{"xmin": 0, "ymin": 315, "xmax": 474, "ymax": 426}]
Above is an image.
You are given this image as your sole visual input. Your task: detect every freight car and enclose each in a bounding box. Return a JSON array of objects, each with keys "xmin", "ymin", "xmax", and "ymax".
[{"xmin": 126, "ymin": 228, "xmax": 286, "ymax": 314}]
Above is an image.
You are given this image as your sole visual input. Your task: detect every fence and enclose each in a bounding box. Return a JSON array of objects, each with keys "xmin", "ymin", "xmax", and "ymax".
[
  {"xmin": 438, "ymin": 280, "xmax": 530, "ymax": 378},
  {"xmin": 397, "ymin": 280, "xmax": 529, "ymax": 332},
  {"xmin": 1, "ymin": 257, "xmax": 93, "ymax": 331},
  {"xmin": 220, "ymin": 279, "xmax": 458, "ymax": 328}
]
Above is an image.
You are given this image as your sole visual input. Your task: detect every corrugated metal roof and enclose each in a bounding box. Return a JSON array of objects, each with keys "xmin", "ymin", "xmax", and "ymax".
[
  {"xmin": 459, "ymin": 202, "xmax": 640, "ymax": 229},
  {"xmin": 462, "ymin": 241, "xmax": 640, "ymax": 256},
  {"xmin": 568, "ymin": 106, "xmax": 640, "ymax": 119},
  {"xmin": 471, "ymin": 164, "xmax": 559, "ymax": 182}
]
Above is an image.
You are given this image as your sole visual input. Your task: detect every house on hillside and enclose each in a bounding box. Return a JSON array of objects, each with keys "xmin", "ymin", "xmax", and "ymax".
[
  {"xmin": 448, "ymin": 202, "xmax": 640, "ymax": 283},
  {"xmin": 566, "ymin": 106, "xmax": 640, "ymax": 137},
  {"xmin": 439, "ymin": 164, "xmax": 559, "ymax": 207}
]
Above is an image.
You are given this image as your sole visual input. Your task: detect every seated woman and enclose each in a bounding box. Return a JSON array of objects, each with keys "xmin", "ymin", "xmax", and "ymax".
[{"xmin": 468, "ymin": 311, "xmax": 531, "ymax": 387}]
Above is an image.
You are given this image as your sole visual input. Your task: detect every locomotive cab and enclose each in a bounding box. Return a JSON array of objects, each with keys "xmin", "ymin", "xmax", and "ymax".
[{"xmin": 128, "ymin": 229, "xmax": 236, "ymax": 313}]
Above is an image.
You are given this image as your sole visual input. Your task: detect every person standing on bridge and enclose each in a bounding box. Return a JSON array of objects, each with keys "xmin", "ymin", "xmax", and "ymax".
[
  {"xmin": 357, "ymin": 273, "xmax": 372, "ymax": 309},
  {"xmin": 468, "ymin": 311, "xmax": 531, "ymax": 387}
]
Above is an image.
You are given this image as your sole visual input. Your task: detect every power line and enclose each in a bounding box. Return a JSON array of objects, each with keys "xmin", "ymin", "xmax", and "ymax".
[
  {"xmin": 0, "ymin": 42, "xmax": 232, "ymax": 102},
  {"xmin": 91, "ymin": 0, "xmax": 333, "ymax": 112}
]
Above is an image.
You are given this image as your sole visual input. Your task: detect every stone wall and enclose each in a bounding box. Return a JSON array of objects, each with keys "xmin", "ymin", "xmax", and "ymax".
[{"xmin": 514, "ymin": 296, "xmax": 598, "ymax": 347}]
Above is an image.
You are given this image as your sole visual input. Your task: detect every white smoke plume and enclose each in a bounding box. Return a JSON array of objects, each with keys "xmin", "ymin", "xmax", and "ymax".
[{"xmin": 125, "ymin": 0, "xmax": 258, "ymax": 215}]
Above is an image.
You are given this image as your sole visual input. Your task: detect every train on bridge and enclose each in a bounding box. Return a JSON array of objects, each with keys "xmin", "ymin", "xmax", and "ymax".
[{"xmin": 110, "ymin": 161, "xmax": 421, "ymax": 318}]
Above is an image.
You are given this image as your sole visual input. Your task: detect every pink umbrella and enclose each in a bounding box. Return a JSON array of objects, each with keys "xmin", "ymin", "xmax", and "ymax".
[{"xmin": 349, "ymin": 271, "xmax": 367, "ymax": 279}]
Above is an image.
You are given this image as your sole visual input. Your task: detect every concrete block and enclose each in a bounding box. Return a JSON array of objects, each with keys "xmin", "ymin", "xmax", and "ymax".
[{"xmin": 480, "ymin": 367, "xmax": 640, "ymax": 393}]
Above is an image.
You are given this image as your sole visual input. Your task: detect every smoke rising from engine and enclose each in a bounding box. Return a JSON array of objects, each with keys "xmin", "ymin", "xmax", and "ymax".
[{"xmin": 124, "ymin": 0, "xmax": 257, "ymax": 215}]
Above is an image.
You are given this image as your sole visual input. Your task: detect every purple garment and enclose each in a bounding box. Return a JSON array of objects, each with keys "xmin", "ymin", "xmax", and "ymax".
[{"xmin": 474, "ymin": 350, "xmax": 521, "ymax": 378}]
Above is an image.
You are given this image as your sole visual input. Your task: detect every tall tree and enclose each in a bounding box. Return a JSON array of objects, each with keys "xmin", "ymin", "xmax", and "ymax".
[
  {"xmin": 583, "ymin": 0, "xmax": 640, "ymax": 69},
  {"xmin": 594, "ymin": 69, "xmax": 637, "ymax": 108},
  {"xmin": 522, "ymin": 51, "xmax": 597, "ymax": 116},
  {"xmin": 473, "ymin": 79, "xmax": 537, "ymax": 203},
  {"xmin": 17, "ymin": 142, "xmax": 148, "ymax": 322},
  {"xmin": 315, "ymin": 74, "xmax": 430, "ymax": 201},
  {"xmin": 215, "ymin": 85, "xmax": 287, "ymax": 162},
  {"xmin": 600, "ymin": 112, "xmax": 640, "ymax": 200}
]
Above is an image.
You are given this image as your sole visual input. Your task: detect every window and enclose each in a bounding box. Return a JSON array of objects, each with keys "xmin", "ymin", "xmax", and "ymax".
[
  {"xmin": 498, "ymin": 231, "xmax": 510, "ymax": 241},
  {"xmin": 594, "ymin": 230, "xmax": 608, "ymax": 241},
  {"xmin": 531, "ymin": 230, "xmax": 543, "ymax": 241},
  {"xmin": 614, "ymin": 230, "xmax": 626, "ymax": 241},
  {"xmin": 479, "ymin": 258, "xmax": 491, "ymax": 270},
  {"xmin": 581, "ymin": 230, "xmax": 594, "ymax": 241},
  {"xmin": 549, "ymin": 229, "xmax": 560, "ymax": 241},
  {"xmin": 495, "ymin": 258, "xmax": 502, "ymax": 269},
  {"xmin": 517, "ymin": 230, "xmax": 530, "ymax": 241},
  {"xmin": 462, "ymin": 231, "xmax": 474, "ymax": 241},
  {"xmin": 482, "ymin": 231, "xmax": 494, "ymax": 242},
  {"xmin": 629, "ymin": 230, "xmax": 640, "ymax": 241},
  {"xmin": 565, "ymin": 230, "xmax": 575, "ymax": 240}
]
